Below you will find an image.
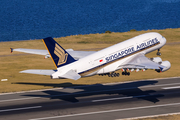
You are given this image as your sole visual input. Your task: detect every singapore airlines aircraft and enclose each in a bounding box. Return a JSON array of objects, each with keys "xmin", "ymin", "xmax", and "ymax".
[{"xmin": 11, "ymin": 32, "xmax": 171, "ymax": 80}]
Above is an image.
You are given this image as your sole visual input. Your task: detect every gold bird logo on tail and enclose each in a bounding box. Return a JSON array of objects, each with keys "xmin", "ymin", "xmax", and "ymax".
[{"xmin": 54, "ymin": 43, "xmax": 68, "ymax": 66}]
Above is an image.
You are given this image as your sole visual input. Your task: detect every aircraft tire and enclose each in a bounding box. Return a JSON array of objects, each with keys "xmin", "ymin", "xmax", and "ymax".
[
  {"xmin": 157, "ymin": 52, "xmax": 161, "ymax": 56},
  {"xmin": 122, "ymin": 72, "xmax": 125, "ymax": 75},
  {"xmin": 117, "ymin": 73, "xmax": 120, "ymax": 77},
  {"xmin": 114, "ymin": 73, "xmax": 117, "ymax": 77}
]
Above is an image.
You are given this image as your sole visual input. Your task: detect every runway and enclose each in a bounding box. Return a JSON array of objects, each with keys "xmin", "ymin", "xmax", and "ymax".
[{"xmin": 0, "ymin": 77, "xmax": 180, "ymax": 120}]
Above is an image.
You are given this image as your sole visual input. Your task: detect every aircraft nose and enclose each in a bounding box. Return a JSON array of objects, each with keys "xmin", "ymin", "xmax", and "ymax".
[{"xmin": 161, "ymin": 36, "xmax": 166, "ymax": 46}]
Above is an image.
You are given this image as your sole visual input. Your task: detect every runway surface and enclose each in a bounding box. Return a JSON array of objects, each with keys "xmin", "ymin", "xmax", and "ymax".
[{"xmin": 1, "ymin": 77, "xmax": 180, "ymax": 120}]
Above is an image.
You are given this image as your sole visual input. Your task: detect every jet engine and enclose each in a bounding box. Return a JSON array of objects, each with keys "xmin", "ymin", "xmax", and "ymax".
[
  {"xmin": 150, "ymin": 57, "xmax": 162, "ymax": 63},
  {"xmin": 156, "ymin": 61, "xmax": 171, "ymax": 72}
]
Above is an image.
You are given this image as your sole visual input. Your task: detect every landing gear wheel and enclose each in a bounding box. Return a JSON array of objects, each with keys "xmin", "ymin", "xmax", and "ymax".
[
  {"xmin": 122, "ymin": 72, "xmax": 125, "ymax": 75},
  {"xmin": 116, "ymin": 73, "xmax": 120, "ymax": 77},
  {"xmin": 157, "ymin": 52, "xmax": 161, "ymax": 56},
  {"xmin": 157, "ymin": 49, "xmax": 161, "ymax": 56},
  {"xmin": 122, "ymin": 71, "xmax": 130, "ymax": 76},
  {"xmin": 111, "ymin": 73, "xmax": 114, "ymax": 77}
]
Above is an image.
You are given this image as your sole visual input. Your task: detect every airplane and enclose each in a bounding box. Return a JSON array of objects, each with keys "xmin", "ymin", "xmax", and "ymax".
[{"xmin": 10, "ymin": 32, "xmax": 171, "ymax": 80}]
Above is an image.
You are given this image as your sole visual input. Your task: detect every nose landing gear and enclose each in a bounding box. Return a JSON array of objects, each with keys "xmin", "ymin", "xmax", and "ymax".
[{"xmin": 157, "ymin": 49, "xmax": 161, "ymax": 56}]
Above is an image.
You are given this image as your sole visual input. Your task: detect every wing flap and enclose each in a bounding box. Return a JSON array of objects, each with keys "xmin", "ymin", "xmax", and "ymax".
[{"xmin": 119, "ymin": 54, "xmax": 165, "ymax": 70}]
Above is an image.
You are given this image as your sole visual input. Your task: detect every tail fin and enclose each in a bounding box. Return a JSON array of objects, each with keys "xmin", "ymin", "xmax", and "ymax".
[{"xmin": 42, "ymin": 37, "xmax": 76, "ymax": 68}]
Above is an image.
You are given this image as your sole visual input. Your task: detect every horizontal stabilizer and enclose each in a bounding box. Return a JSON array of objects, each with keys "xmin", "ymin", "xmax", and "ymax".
[
  {"xmin": 61, "ymin": 70, "xmax": 81, "ymax": 80},
  {"xmin": 20, "ymin": 69, "xmax": 57, "ymax": 75},
  {"xmin": 51, "ymin": 70, "xmax": 81, "ymax": 80}
]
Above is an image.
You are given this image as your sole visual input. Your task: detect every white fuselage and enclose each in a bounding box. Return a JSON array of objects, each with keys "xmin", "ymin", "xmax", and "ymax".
[{"xmin": 54, "ymin": 32, "xmax": 166, "ymax": 78}]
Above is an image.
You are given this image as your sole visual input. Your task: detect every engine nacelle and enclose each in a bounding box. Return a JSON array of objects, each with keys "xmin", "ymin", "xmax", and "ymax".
[
  {"xmin": 156, "ymin": 61, "xmax": 171, "ymax": 72},
  {"xmin": 44, "ymin": 55, "xmax": 50, "ymax": 59},
  {"xmin": 150, "ymin": 57, "xmax": 162, "ymax": 63}
]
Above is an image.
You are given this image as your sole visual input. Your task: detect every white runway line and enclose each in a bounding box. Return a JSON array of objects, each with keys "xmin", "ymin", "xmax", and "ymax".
[
  {"xmin": 140, "ymin": 82, "xmax": 180, "ymax": 88},
  {"xmin": 0, "ymin": 97, "xmax": 41, "ymax": 103},
  {"xmin": 162, "ymin": 86, "xmax": 180, "ymax": 90},
  {"xmin": 0, "ymin": 87, "xmax": 63, "ymax": 96},
  {"xmin": 92, "ymin": 96, "xmax": 133, "ymax": 102},
  {"xmin": 0, "ymin": 106, "xmax": 42, "ymax": 113},
  {"xmin": 92, "ymin": 94, "xmax": 158, "ymax": 102},
  {"xmin": 29, "ymin": 102, "xmax": 180, "ymax": 120},
  {"xmin": 116, "ymin": 112, "xmax": 180, "ymax": 120}
]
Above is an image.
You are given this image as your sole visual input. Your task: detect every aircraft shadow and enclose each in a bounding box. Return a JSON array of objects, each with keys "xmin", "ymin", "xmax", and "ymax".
[
  {"xmin": 12, "ymin": 82, "xmax": 83, "ymax": 88},
  {"xmin": 13, "ymin": 80, "xmax": 164, "ymax": 103}
]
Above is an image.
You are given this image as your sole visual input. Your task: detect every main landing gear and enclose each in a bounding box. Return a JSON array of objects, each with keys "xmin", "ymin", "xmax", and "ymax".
[
  {"xmin": 99, "ymin": 70, "xmax": 131, "ymax": 77},
  {"xmin": 122, "ymin": 71, "xmax": 130, "ymax": 76},
  {"xmin": 157, "ymin": 49, "xmax": 161, "ymax": 56},
  {"xmin": 99, "ymin": 72, "xmax": 120, "ymax": 77},
  {"xmin": 108, "ymin": 72, "xmax": 120, "ymax": 77}
]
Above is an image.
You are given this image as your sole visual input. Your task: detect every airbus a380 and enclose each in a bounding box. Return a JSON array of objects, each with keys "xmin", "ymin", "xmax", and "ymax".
[{"xmin": 11, "ymin": 32, "xmax": 171, "ymax": 80}]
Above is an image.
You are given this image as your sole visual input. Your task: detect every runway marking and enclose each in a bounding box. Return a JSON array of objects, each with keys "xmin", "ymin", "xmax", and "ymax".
[
  {"xmin": 162, "ymin": 86, "xmax": 180, "ymax": 90},
  {"xmin": 0, "ymin": 87, "xmax": 63, "ymax": 96},
  {"xmin": 92, "ymin": 96, "xmax": 133, "ymax": 102},
  {"xmin": 116, "ymin": 112, "xmax": 180, "ymax": 120},
  {"xmin": 92, "ymin": 94, "xmax": 153, "ymax": 102},
  {"xmin": 93, "ymin": 90, "xmax": 180, "ymax": 103},
  {"xmin": 103, "ymin": 76, "xmax": 180, "ymax": 86},
  {"xmin": 140, "ymin": 82, "xmax": 180, "ymax": 88},
  {"xmin": 0, "ymin": 97, "xmax": 41, "ymax": 103},
  {"xmin": 29, "ymin": 102, "xmax": 180, "ymax": 120},
  {"xmin": 0, "ymin": 106, "xmax": 42, "ymax": 113}
]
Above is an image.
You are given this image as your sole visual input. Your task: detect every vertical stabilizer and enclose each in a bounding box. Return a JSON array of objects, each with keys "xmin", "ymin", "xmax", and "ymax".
[{"xmin": 43, "ymin": 37, "xmax": 76, "ymax": 68}]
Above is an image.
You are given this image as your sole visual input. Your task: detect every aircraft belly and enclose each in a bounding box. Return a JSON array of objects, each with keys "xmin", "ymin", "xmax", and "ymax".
[{"xmin": 100, "ymin": 56, "xmax": 133, "ymax": 74}]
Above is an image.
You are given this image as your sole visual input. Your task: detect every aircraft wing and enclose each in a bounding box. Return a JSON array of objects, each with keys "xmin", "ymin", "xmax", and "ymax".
[
  {"xmin": 11, "ymin": 48, "xmax": 95, "ymax": 60},
  {"xmin": 68, "ymin": 51, "xmax": 96, "ymax": 60},
  {"xmin": 118, "ymin": 54, "xmax": 165, "ymax": 70},
  {"xmin": 11, "ymin": 48, "xmax": 48, "ymax": 55}
]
